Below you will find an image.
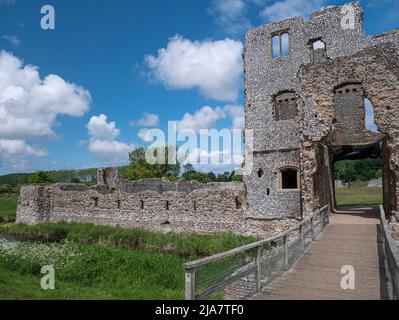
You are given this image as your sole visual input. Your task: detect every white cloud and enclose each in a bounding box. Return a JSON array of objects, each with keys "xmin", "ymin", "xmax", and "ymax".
[
  {"xmin": 223, "ymin": 105, "xmax": 245, "ymax": 129},
  {"xmin": 87, "ymin": 114, "xmax": 135, "ymax": 163},
  {"xmin": 260, "ymin": 0, "xmax": 327, "ymax": 22},
  {"xmin": 1, "ymin": 35, "xmax": 21, "ymax": 47},
  {"xmin": 209, "ymin": 0, "xmax": 251, "ymax": 35},
  {"xmin": 87, "ymin": 114, "xmax": 120, "ymax": 141},
  {"xmin": 0, "ymin": 51, "xmax": 91, "ymax": 167},
  {"xmin": 0, "ymin": 139, "xmax": 47, "ymax": 170},
  {"xmin": 145, "ymin": 35, "xmax": 243, "ymax": 101},
  {"xmin": 176, "ymin": 105, "xmax": 244, "ymax": 132},
  {"xmin": 130, "ymin": 112, "xmax": 159, "ymax": 127},
  {"xmin": 137, "ymin": 128, "xmax": 149, "ymax": 141},
  {"xmin": 177, "ymin": 106, "xmax": 226, "ymax": 132},
  {"xmin": 183, "ymin": 147, "xmax": 243, "ymax": 173}
]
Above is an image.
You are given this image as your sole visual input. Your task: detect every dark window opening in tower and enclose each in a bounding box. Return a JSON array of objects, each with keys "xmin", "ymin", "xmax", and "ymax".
[{"xmin": 281, "ymin": 168, "xmax": 299, "ymax": 189}]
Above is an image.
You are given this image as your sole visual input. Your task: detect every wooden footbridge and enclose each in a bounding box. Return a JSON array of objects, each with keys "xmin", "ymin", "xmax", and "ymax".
[{"xmin": 183, "ymin": 206, "xmax": 399, "ymax": 300}]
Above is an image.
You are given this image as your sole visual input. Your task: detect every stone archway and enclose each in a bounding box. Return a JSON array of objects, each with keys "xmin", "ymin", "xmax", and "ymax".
[{"xmin": 298, "ymin": 42, "xmax": 399, "ymax": 218}]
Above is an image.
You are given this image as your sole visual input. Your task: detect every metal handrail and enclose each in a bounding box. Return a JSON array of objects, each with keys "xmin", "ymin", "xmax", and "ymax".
[
  {"xmin": 183, "ymin": 204, "xmax": 330, "ymax": 300},
  {"xmin": 379, "ymin": 205, "xmax": 399, "ymax": 300}
]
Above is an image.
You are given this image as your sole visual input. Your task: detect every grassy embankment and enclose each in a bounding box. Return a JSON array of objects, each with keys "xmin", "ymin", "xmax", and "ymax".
[{"xmin": 0, "ymin": 221, "xmax": 257, "ymax": 300}]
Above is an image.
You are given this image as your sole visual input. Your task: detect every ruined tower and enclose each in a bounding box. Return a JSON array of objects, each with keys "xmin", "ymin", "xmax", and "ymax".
[{"xmin": 244, "ymin": 2, "xmax": 399, "ymax": 219}]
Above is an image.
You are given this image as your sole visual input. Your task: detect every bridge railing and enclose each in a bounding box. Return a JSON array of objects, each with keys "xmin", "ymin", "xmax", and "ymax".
[
  {"xmin": 379, "ymin": 205, "xmax": 399, "ymax": 300},
  {"xmin": 183, "ymin": 205, "xmax": 330, "ymax": 300}
]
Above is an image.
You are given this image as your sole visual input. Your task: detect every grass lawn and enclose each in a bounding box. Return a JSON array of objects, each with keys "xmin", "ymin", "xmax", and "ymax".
[
  {"xmin": 0, "ymin": 222, "xmax": 257, "ymax": 300},
  {"xmin": 0, "ymin": 193, "xmax": 18, "ymax": 222},
  {"xmin": 335, "ymin": 186, "xmax": 383, "ymax": 207}
]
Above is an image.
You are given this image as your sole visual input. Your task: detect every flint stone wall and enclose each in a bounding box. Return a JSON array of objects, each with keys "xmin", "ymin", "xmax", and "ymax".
[
  {"xmin": 16, "ymin": 177, "xmax": 299, "ymax": 237},
  {"xmin": 244, "ymin": 1, "xmax": 399, "ymax": 219}
]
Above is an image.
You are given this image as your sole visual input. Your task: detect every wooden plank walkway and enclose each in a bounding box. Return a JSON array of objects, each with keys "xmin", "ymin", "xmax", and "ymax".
[{"xmin": 253, "ymin": 207, "xmax": 391, "ymax": 300}]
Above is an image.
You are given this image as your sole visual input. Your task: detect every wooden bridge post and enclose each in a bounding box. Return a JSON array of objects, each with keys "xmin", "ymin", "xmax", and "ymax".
[
  {"xmin": 311, "ymin": 217, "xmax": 315, "ymax": 240},
  {"xmin": 185, "ymin": 268, "xmax": 196, "ymax": 300},
  {"xmin": 299, "ymin": 225, "xmax": 304, "ymax": 252},
  {"xmin": 283, "ymin": 235, "xmax": 289, "ymax": 270},
  {"xmin": 256, "ymin": 245, "xmax": 263, "ymax": 292}
]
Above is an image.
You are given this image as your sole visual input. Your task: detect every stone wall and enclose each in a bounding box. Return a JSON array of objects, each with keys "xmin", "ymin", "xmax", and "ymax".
[{"xmin": 16, "ymin": 171, "xmax": 299, "ymax": 237}]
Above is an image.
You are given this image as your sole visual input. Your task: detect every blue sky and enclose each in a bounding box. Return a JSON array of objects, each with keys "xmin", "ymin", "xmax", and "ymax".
[{"xmin": 0, "ymin": 0, "xmax": 397, "ymax": 175}]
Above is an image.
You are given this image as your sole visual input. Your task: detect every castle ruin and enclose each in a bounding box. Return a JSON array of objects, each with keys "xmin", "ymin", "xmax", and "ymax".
[
  {"xmin": 16, "ymin": 2, "xmax": 399, "ymax": 236},
  {"xmin": 243, "ymin": 2, "xmax": 399, "ymax": 223}
]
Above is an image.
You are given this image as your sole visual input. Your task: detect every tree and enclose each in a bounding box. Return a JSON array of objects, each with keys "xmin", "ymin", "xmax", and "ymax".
[
  {"xmin": 183, "ymin": 163, "xmax": 195, "ymax": 173},
  {"xmin": 230, "ymin": 170, "xmax": 243, "ymax": 182},
  {"xmin": 335, "ymin": 163, "xmax": 357, "ymax": 187},
  {"xmin": 182, "ymin": 171, "xmax": 213, "ymax": 183},
  {"xmin": 217, "ymin": 171, "xmax": 231, "ymax": 182},
  {"xmin": 124, "ymin": 146, "xmax": 181, "ymax": 181},
  {"xmin": 28, "ymin": 171, "xmax": 54, "ymax": 184},
  {"xmin": 70, "ymin": 177, "xmax": 81, "ymax": 184}
]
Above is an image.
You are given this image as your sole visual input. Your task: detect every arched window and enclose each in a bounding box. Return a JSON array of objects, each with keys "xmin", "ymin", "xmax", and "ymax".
[
  {"xmin": 281, "ymin": 32, "xmax": 289, "ymax": 57},
  {"xmin": 310, "ymin": 39, "xmax": 326, "ymax": 63},
  {"xmin": 279, "ymin": 167, "xmax": 299, "ymax": 190},
  {"xmin": 272, "ymin": 35, "xmax": 280, "ymax": 60},
  {"xmin": 271, "ymin": 31, "xmax": 290, "ymax": 61}
]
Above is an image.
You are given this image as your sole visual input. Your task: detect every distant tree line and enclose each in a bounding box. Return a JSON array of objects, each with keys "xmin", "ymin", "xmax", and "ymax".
[
  {"xmin": 0, "ymin": 168, "xmax": 98, "ymax": 194},
  {"xmin": 0, "ymin": 168, "xmax": 98, "ymax": 186},
  {"xmin": 334, "ymin": 158, "xmax": 382, "ymax": 186},
  {"xmin": 122, "ymin": 147, "xmax": 243, "ymax": 183},
  {"xmin": 0, "ymin": 147, "xmax": 243, "ymax": 194}
]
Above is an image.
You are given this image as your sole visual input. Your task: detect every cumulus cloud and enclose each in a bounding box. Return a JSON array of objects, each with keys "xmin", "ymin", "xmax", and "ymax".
[
  {"xmin": 129, "ymin": 112, "xmax": 159, "ymax": 127},
  {"xmin": 145, "ymin": 35, "xmax": 243, "ymax": 101},
  {"xmin": 209, "ymin": 0, "xmax": 251, "ymax": 35},
  {"xmin": 177, "ymin": 106, "xmax": 226, "ymax": 132},
  {"xmin": 260, "ymin": 0, "xmax": 328, "ymax": 22},
  {"xmin": 137, "ymin": 128, "xmax": 149, "ymax": 141},
  {"xmin": 87, "ymin": 114, "xmax": 135, "ymax": 163},
  {"xmin": 223, "ymin": 105, "xmax": 245, "ymax": 129},
  {"xmin": 183, "ymin": 147, "xmax": 243, "ymax": 173},
  {"xmin": 0, "ymin": 51, "xmax": 91, "ymax": 168},
  {"xmin": 1, "ymin": 35, "xmax": 21, "ymax": 47},
  {"xmin": 177, "ymin": 105, "xmax": 244, "ymax": 132}
]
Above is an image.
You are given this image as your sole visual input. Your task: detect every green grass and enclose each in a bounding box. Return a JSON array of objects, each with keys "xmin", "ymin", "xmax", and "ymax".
[
  {"xmin": 335, "ymin": 186, "xmax": 383, "ymax": 207},
  {"xmin": 0, "ymin": 222, "xmax": 257, "ymax": 300},
  {"xmin": 0, "ymin": 265, "xmax": 110, "ymax": 300},
  {"xmin": 0, "ymin": 222, "xmax": 257, "ymax": 259},
  {"xmin": 0, "ymin": 239, "xmax": 186, "ymax": 299},
  {"xmin": 0, "ymin": 193, "xmax": 18, "ymax": 222}
]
